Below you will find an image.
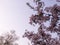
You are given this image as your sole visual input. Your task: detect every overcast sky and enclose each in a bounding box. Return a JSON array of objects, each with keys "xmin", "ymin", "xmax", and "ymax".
[
  {"xmin": 0, "ymin": 0, "xmax": 37, "ymax": 45},
  {"xmin": 0, "ymin": 0, "xmax": 60, "ymax": 45}
]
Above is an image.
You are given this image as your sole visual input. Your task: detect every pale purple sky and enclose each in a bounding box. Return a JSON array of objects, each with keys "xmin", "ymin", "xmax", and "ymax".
[{"xmin": 0, "ymin": 0, "xmax": 60, "ymax": 45}]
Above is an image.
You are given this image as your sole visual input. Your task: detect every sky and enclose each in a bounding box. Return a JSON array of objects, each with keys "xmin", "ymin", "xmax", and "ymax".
[
  {"xmin": 0, "ymin": 0, "xmax": 37, "ymax": 45},
  {"xmin": 0, "ymin": 0, "xmax": 60, "ymax": 45}
]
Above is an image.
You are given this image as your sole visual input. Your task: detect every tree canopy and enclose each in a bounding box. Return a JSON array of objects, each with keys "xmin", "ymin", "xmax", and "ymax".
[
  {"xmin": 0, "ymin": 30, "xmax": 19, "ymax": 45},
  {"xmin": 23, "ymin": 0, "xmax": 60, "ymax": 45}
]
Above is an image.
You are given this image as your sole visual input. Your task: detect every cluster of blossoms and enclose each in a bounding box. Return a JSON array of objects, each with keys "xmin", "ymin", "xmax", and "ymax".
[
  {"xmin": 23, "ymin": 0, "xmax": 60, "ymax": 45},
  {"xmin": 0, "ymin": 31, "xmax": 18, "ymax": 45}
]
